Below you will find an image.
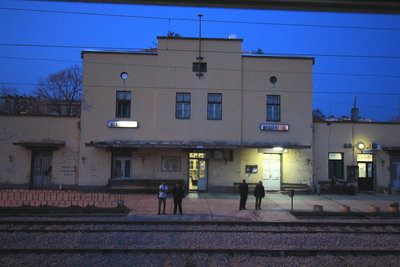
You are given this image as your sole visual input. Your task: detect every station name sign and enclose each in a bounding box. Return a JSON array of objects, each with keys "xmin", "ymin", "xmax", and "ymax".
[
  {"xmin": 260, "ymin": 123, "xmax": 289, "ymax": 131},
  {"xmin": 107, "ymin": 120, "xmax": 138, "ymax": 128}
]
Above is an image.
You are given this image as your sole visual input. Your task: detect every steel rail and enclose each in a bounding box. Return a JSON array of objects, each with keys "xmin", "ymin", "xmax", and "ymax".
[
  {"xmin": 0, "ymin": 228, "xmax": 399, "ymax": 234},
  {"xmin": 0, "ymin": 219, "xmax": 400, "ymax": 227},
  {"xmin": 0, "ymin": 248, "xmax": 399, "ymax": 257}
]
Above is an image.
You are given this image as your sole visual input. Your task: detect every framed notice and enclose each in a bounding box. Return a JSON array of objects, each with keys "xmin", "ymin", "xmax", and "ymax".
[{"xmin": 161, "ymin": 156, "xmax": 181, "ymax": 172}]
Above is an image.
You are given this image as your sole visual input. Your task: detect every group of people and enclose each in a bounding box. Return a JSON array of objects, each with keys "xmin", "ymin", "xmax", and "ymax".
[
  {"xmin": 158, "ymin": 181, "xmax": 185, "ymax": 215},
  {"xmin": 157, "ymin": 179, "xmax": 266, "ymax": 215},
  {"xmin": 239, "ymin": 179, "xmax": 265, "ymax": 210}
]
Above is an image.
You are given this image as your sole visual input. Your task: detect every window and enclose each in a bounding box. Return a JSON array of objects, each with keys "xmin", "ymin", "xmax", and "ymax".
[
  {"xmin": 112, "ymin": 155, "xmax": 131, "ymax": 178},
  {"xmin": 116, "ymin": 91, "xmax": 131, "ymax": 118},
  {"xmin": 266, "ymin": 95, "xmax": 280, "ymax": 121},
  {"xmin": 176, "ymin": 93, "xmax": 191, "ymax": 119},
  {"xmin": 192, "ymin": 62, "xmax": 207, "ymax": 73},
  {"xmin": 207, "ymin": 93, "xmax": 222, "ymax": 120},
  {"xmin": 328, "ymin": 153, "xmax": 344, "ymax": 180}
]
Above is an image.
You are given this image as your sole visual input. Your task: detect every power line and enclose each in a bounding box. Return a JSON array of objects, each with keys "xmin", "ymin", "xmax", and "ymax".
[
  {"xmin": 1, "ymin": 43, "xmax": 400, "ymax": 60},
  {"xmin": 0, "ymin": 43, "xmax": 141, "ymax": 51},
  {"xmin": 1, "ymin": 55, "xmax": 399, "ymax": 79},
  {"xmin": 1, "ymin": 82, "xmax": 400, "ymax": 96},
  {"xmin": 314, "ymin": 98, "xmax": 395, "ymax": 110},
  {"xmin": 1, "ymin": 6, "xmax": 400, "ymax": 31}
]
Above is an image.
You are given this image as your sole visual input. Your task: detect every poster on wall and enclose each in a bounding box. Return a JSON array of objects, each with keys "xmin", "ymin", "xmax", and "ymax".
[{"xmin": 161, "ymin": 156, "xmax": 181, "ymax": 172}]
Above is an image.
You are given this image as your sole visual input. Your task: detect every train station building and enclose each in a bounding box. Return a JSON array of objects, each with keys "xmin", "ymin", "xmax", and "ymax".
[{"xmin": 0, "ymin": 36, "xmax": 399, "ymax": 193}]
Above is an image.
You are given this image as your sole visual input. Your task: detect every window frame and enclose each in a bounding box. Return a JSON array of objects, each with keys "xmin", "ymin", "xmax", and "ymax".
[
  {"xmin": 111, "ymin": 152, "xmax": 132, "ymax": 179},
  {"xmin": 266, "ymin": 95, "xmax": 281, "ymax": 122},
  {"xmin": 328, "ymin": 152, "xmax": 344, "ymax": 180},
  {"xmin": 175, "ymin": 92, "xmax": 191, "ymax": 119},
  {"xmin": 207, "ymin": 93, "xmax": 222, "ymax": 120},
  {"xmin": 115, "ymin": 91, "xmax": 131, "ymax": 118},
  {"xmin": 192, "ymin": 62, "xmax": 207, "ymax": 73}
]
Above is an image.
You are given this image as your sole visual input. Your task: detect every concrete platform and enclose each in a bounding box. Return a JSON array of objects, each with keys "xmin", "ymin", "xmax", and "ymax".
[{"xmin": 124, "ymin": 192, "xmax": 400, "ymax": 222}]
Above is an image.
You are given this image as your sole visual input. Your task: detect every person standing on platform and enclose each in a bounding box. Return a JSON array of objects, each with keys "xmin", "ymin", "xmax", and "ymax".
[
  {"xmin": 172, "ymin": 182, "xmax": 185, "ymax": 214},
  {"xmin": 253, "ymin": 181, "xmax": 265, "ymax": 210},
  {"xmin": 158, "ymin": 181, "xmax": 168, "ymax": 215},
  {"xmin": 239, "ymin": 179, "xmax": 249, "ymax": 210}
]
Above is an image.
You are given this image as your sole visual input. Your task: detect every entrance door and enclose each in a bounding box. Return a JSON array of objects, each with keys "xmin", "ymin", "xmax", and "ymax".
[
  {"xmin": 189, "ymin": 154, "xmax": 208, "ymax": 191},
  {"xmin": 357, "ymin": 154, "xmax": 374, "ymax": 191},
  {"xmin": 392, "ymin": 162, "xmax": 400, "ymax": 190},
  {"xmin": 357, "ymin": 162, "xmax": 373, "ymax": 191},
  {"xmin": 263, "ymin": 153, "xmax": 281, "ymax": 191},
  {"xmin": 32, "ymin": 151, "xmax": 52, "ymax": 188}
]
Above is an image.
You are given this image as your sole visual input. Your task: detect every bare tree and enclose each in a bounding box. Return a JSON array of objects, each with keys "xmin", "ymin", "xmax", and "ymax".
[
  {"xmin": 1, "ymin": 86, "xmax": 20, "ymax": 96},
  {"xmin": 313, "ymin": 109, "xmax": 326, "ymax": 122},
  {"xmin": 35, "ymin": 65, "xmax": 82, "ymax": 116}
]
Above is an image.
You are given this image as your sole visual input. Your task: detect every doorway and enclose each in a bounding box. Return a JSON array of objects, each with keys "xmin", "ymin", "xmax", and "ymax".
[
  {"xmin": 189, "ymin": 153, "xmax": 208, "ymax": 191},
  {"xmin": 357, "ymin": 154, "xmax": 374, "ymax": 191},
  {"xmin": 392, "ymin": 162, "xmax": 400, "ymax": 190},
  {"xmin": 32, "ymin": 151, "xmax": 52, "ymax": 188},
  {"xmin": 263, "ymin": 153, "xmax": 281, "ymax": 191}
]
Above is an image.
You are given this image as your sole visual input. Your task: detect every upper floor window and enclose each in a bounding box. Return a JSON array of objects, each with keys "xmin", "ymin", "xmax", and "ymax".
[
  {"xmin": 208, "ymin": 93, "xmax": 222, "ymax": 120},
  {"xmin": 176, "ymin": 93, "xmax": 191, "ymax": 119},
  {"xmin": 116, "ymin": 91, "xmax": 131, "ymax": 118},
  {"xmin": 192, "ymin": 62, "xmax": 207, "ymax": 73},
  {"xmin": 266, "ymin": 95, "xmax": 280, "ymax": 121}
]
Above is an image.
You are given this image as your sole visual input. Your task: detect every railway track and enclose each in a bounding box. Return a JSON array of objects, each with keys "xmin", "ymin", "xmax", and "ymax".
[
  {"xmin": 1, "ymin": 219, "xmax": 400, "ymax": 265},
  {"xmin": 0, "ymin": 248, "xmax": 399, "ymax": 257},
  {"xmin": 0, "ymin": 219, "xmax": 400, "ymax": 234}
]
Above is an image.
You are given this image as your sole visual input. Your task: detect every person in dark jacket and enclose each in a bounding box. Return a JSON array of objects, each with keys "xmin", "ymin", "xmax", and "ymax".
[
  {"xmin": 239, "ymin": 179, "xmax": 249, "ymax": 210},
  {"xmin": 253, "ymin": 181, "xmax": 265, "ymax": 210},
  {"xmin": 172, "ymin": 183, "xmax": 185, "ymax": 214}
]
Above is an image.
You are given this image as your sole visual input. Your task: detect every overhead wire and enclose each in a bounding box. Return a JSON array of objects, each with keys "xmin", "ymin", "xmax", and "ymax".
[
  {"xmin": 1, "ymin": 55, "xmax": 399, "ymax": 79},
  {"xmin": 1, "ymin": 6, "xmax": 400, "ymax": 31},
  {"xmin": 1, "ymin": 82, "xmax": 400, "ymax": 96},
  {"xmin": 1, "ymin": 43, "xmax": 400, "ymax": 60}
]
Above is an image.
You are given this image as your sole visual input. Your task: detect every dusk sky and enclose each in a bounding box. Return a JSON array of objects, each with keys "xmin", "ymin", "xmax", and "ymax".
[{"xmin": 1, "ymin": 0, "xmax": 399, "ymax": 122}]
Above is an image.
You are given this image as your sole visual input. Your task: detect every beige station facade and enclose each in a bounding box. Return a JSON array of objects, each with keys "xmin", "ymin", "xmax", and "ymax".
[{"xmin": 1, "ymin": 37, "xmax": 399, "ymax": 193}]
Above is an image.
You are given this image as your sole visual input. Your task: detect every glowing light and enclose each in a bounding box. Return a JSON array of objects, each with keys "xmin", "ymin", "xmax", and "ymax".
[{"xmin": 356, "ymin": 142, "xmax": 365, "ymax": 150}]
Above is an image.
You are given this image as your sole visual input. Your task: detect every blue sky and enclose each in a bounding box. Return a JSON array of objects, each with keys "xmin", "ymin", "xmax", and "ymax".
[{"xmin": 1, "ymin": 0, "xmax": 400, "ymax": 121}]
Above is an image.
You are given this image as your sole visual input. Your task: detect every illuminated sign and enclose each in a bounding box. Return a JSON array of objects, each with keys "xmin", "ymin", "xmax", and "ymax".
[
  {"xmin": 260, "ymin": 124, "xmax": 289, "ymax": 131},
  {"xmin": 107, "ymin": 120, "xmax": 138, "ymax": 128}
]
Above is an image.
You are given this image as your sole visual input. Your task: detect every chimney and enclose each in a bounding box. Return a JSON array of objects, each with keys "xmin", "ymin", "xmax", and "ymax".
[{"xmin": 351, "ymin": 96, "xmax": 359, "ymax": 122}]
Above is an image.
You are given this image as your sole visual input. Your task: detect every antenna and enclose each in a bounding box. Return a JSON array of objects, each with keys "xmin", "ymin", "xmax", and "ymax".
[
  {"xmin": 354, "ymin": 96, "xmax": 357, "ymax": 108},
  {"xmin": 195, "ymin": 14, "xmax": 204, "ymax": 78},
  {"xmin": 197, "ymin": 14, "xmax": 203, "ymax": 61}
]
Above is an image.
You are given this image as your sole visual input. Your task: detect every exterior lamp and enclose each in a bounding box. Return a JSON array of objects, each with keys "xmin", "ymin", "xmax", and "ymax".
[
  {"xmin": 273, "ymin": 147, "xmax": 283, "ymax": 151},
  {"xmin": 356, "ymin": 142, "xmax": 365, "ymax": 151}
]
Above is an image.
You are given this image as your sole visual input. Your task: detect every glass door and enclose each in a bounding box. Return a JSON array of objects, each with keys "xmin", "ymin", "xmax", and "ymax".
[
  {"xmin": 189, "ymin": 153, "xmax": 208, "ymax": 191},
  {"xmin": 357, "ymin": 154, "xmax": 374, "ymax": 191},
  {"xmin": 112, "ymin": 156, "xmax": 131, "ymax": 179}
]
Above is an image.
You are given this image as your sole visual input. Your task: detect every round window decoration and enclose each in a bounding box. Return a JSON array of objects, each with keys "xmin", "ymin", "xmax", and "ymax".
[
  {"xmin": 121, "ymin": 72, "xmax": 128, "ymax": 80},
  {"xmin": 269, "ymin": 76, "xmax": 277, "ymax": 84}
]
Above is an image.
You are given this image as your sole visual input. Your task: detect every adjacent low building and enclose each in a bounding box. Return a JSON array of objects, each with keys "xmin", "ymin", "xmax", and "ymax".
[{"xmin": 0, "ymin": 36, "xmax": 399, "ymax": 193}]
